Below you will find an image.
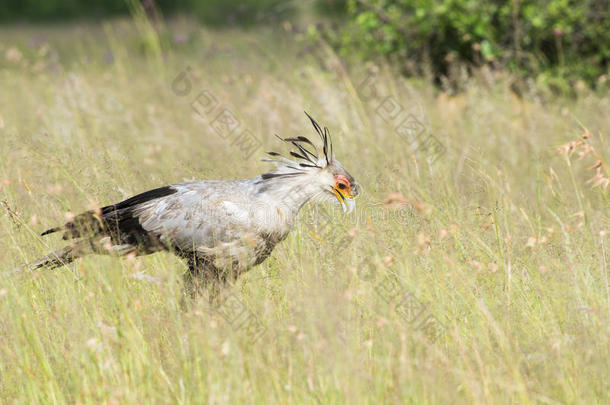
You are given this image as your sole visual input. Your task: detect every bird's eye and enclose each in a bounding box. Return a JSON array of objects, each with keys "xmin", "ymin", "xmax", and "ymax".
[{"xmin": 337, "ymin": 183, "xmax": 348, "ymax": 190}]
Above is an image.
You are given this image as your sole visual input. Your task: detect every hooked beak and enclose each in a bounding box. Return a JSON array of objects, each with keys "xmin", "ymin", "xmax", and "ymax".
[{"xmin": 333, "ymin": 187, "xmax": 356, "ymax": 214}]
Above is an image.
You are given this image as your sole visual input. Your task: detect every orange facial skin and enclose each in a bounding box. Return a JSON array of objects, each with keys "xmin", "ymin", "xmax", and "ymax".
[{"xmin": 333, "ymin": 174, "xmax": 353, "ymax": 201}]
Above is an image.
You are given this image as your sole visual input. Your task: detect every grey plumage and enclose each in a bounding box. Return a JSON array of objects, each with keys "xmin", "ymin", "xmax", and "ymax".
[{"xmin": 12, "ymin": 113, "xmax": 359, "ymax": 295}]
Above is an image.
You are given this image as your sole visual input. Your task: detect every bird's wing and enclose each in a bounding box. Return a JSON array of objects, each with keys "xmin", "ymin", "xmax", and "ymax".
[
  {"xmin": 41, "ymin": 180, "xmax": 271, "ymax": 268},
  {"xmin": 133, "ymin": 181, "xmax": 261, "ymax": 260}
]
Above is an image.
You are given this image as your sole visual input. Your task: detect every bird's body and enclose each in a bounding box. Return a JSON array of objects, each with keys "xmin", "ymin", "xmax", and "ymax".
[{"xmin": 15, "ymin": 113, "xmax": 359, "ymax": 295}]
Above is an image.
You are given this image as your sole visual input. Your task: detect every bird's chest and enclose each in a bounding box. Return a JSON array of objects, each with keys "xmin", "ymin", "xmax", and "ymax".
[
  {"xmin": 251, "ymin": 232, "xmax": 286, "ymax": 265},
  {"xmin": 254, "ymin": 203, "xmax": 298, "ymax": 236},
  {"xmin": 247, "ymin": 207, "xmax": 294, "ymax": 266},
  {"xmin": 191, "ymin": 202, "xmax": 294, "ymax": 271},
  {"xmin": 199, "ymin": 231, "xmax": 284, "ymax": 273}
]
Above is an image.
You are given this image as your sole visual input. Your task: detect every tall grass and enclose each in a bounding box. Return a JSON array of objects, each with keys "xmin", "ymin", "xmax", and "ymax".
[{"xmin": 0, "ymin": 18, "xmax": 608, "ymax": 404}]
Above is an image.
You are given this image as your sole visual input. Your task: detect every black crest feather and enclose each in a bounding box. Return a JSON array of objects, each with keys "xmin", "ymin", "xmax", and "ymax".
[
  {"xmin": 304, "ymin": 111, "xmax": 332, "ymax": 165},
  {"xmin": 261, "ymin": 112, "xmax": 334, "ymax": 180}
]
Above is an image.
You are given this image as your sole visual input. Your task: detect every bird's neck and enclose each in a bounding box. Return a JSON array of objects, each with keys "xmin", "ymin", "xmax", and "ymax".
[
  {"xmin": 247, "ymin": 174, "xmax": 326, "ymax": 239},
  {"xmin": 254, "ymin": 174, "xmax": 322, "ymax": 215}
]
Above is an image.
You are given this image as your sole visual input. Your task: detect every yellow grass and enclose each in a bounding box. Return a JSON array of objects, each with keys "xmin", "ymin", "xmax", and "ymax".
[{"xmin": 0, "ymin": 18, "xmax": 608, "ymax": 404}]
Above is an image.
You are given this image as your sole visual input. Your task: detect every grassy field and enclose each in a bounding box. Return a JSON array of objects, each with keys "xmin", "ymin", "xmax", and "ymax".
[{"xmin": 0, "ymin": 18, "xmax": 609, "ymax": 404}]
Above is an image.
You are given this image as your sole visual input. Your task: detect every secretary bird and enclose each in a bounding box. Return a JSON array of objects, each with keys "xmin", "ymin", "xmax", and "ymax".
[{"xmin": 14, "ymin": 112, "xmax": 359, "ymax": 295}]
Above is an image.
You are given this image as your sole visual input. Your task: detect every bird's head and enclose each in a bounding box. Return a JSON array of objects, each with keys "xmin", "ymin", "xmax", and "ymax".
[
  {"xmin": 318, "ymin": 159, "xmax": 359, "ymax": 213},
  {"xmin": 261, "ymin": 112, "xmax": 359, "ymax": 213}
]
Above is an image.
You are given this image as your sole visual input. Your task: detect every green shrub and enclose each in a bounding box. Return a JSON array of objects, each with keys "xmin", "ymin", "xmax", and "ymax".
[{"xmin": 322, "ymin": 0, "xmax": 609, "ymax": 90}]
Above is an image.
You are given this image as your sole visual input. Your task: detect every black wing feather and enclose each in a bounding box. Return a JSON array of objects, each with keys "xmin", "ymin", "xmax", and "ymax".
[{"xmin": 41, "ymin": 186, "xmax": 177, "ymax": 241}]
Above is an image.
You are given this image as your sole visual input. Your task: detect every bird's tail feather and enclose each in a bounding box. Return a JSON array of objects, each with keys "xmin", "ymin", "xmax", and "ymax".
[{"xmin": 4, "ymin": 241, "xmax": 92, "ymax": 277}]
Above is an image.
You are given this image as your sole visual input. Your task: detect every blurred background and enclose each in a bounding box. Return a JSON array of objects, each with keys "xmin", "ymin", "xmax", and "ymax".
[{"xmin": 1, "ymin": 0, "xmax": 608, "ymax": 93}]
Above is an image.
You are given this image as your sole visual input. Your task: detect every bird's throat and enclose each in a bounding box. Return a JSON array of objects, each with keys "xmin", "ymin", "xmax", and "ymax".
[{"xmin": 255, "ymin": 174, "xmax": 320, "ymax": 215}]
